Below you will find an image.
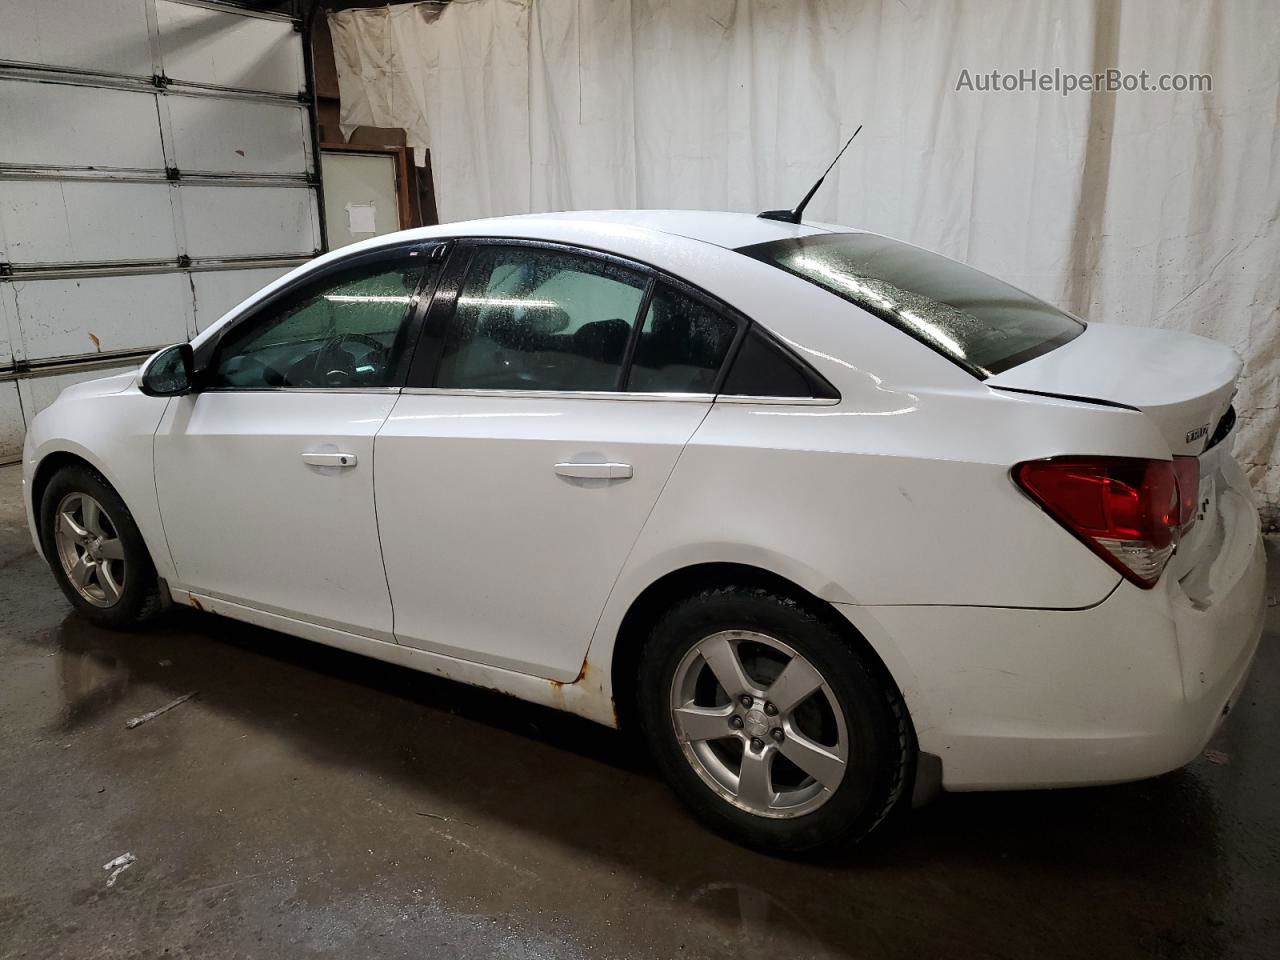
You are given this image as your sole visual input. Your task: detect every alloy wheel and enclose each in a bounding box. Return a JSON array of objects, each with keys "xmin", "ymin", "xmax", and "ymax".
[
  {"xmin": 669, "ymin": 630, "xmax": 849, "ymax": 818},
  {"xmin": 53, "ymin": 492, "xmax": 127, "ymax": 608}
]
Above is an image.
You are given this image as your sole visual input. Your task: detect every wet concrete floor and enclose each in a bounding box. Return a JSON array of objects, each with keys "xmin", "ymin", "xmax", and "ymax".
[{"xmin": 1, "ymin": 462, "xmax": 1277, "ymax": 959}]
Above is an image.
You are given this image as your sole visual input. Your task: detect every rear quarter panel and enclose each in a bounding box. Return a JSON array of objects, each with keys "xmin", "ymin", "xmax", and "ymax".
[{"xmin": 584, "ymin": 384, "xmax": 1180, "ymax": 701}]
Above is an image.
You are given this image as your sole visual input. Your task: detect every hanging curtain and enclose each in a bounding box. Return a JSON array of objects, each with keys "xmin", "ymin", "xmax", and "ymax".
[{"xmin": 330, "ymin": 0, "xmax": 1280, "ymax": 516}]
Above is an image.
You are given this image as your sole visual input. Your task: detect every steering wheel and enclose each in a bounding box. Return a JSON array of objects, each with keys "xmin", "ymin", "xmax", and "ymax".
[{"xmin": 285, "ymin": 332, "xmax": 390, "ymax": 387}]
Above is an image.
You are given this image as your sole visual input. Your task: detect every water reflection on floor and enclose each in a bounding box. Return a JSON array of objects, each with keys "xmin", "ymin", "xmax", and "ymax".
[{"xmin": 1, "ymin": 465, "xmax": 1277, "ymax": 959}]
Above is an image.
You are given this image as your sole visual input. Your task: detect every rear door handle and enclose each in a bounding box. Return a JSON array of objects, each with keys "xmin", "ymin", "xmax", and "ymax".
[
  {"xmin": 302, "ymin": 452, "xmax": 358, "ymax": 468},
  {"xmin": 554, "ymin": 461, "xmax": 633, "ymax": 480}
]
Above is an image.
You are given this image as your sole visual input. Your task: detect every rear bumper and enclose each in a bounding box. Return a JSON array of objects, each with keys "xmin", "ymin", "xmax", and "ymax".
[{"xmin": 844, "ymin": 477, "xmax": 1267, "ymax": 791}]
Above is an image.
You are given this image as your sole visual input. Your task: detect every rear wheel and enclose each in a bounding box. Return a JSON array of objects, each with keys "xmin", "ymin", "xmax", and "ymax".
[
  {"xmin": 638, "ymin": 585, "xmax": 910, "ymax": 856},
  {"xmin": 40, "ymin": 464, "xmax": 163, "ymax": 629}
]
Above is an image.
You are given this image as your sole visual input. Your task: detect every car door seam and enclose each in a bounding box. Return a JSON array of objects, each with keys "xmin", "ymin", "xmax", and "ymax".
[
  {"xmin": 150, "ymin": 396, "xmax": 183, "ymax": 583},
  {"xmin": 371, "ymin": 391, "xmax": 403, "ymax": 641},
  {"xmin": 574, "ymin": 401, "xmax": 717, "ymax": 679}
]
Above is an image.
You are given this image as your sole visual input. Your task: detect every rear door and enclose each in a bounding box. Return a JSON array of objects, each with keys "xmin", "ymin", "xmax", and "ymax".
[
  {"xmin": 154, "ymin": 246, "xmax": 438, "ymax": 638},
  {"xmin": 375, "ymin": 242, "xmax": 743, "ymax": 680}
]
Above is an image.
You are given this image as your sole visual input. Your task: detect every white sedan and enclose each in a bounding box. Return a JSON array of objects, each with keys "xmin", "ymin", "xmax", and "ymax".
[{"xmin": 22, "ymin": 210, "xmax": 1266, "ymax": 856}]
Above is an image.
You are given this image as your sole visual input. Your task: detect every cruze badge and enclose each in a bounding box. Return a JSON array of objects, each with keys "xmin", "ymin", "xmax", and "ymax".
[{"xmin": 1186, "ymin": 424, "xmax": 1209, "ymax": 445}]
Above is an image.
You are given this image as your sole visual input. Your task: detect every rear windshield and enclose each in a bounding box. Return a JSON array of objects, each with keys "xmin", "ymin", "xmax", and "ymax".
[{"xmin": 738, "ymin": 233, "xmax": 1084, "ymax": 377}]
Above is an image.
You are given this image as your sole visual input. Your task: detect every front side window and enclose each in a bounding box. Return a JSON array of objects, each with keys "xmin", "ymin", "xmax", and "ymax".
[
  {"xmin": 739, "ymin": 233, "xmax": 1084, "ymax": 377},
  {"xmin": 435, "ymin": 247, "xmax": 647, "ymax": 391},
  {"xmin": 627, "ymin": 284, "xmax": 738, "ymax": 393},
  {"xmin": 210, "ymin": 260, "xmax": 424, "ymax": 389}
]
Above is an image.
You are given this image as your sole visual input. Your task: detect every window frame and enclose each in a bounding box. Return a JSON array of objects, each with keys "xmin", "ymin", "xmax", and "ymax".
[
  {"xmin": 194, "ymin": 240, "xmax": 449, "ymax": 394},
  {"xmin": 403, "ymin": 238, "xmax": 818, "ymax": 401}
]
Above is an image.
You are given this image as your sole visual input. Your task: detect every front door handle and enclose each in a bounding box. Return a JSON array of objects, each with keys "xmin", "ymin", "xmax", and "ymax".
[
  {"xmin": 302, "ymin": 452, "xmax": 358, "ymax": 468},
  {"xmin": 554, "ymin": 461, "xmax": 633, "ymax": 480}
]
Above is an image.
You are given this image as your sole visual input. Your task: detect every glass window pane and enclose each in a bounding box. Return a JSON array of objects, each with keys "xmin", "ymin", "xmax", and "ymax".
[
  {"xmin": 436, "ymin": 247, "xmax": 646, "ymax": 392},
  {"xmin": 739, "ymin": 233, "xmax": 1083, "ymax": 376},
  {"xmin": 628, "ymin": 285, "xmax": 737, "ymax": 393},
  {"xmin": 721, "ymin": 327, "xmax": 816, "ymax": 397},
  {"xmin": 212, "ymin": 262, "xmax": 422, "ymax": 389}
]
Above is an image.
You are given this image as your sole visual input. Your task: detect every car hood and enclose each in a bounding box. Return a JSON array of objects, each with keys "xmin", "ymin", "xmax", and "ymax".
[{"xmin": 54, "ymin": 370, "xmax": 140, "ymax": 403}]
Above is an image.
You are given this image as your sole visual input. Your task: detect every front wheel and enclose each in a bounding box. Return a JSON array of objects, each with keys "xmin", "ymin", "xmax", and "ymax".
[
  {"xmin": 638, "ymin": 586, "xmax": 911, "ymax": 857},
  {"xmin": 40, "ymin": 463, "xmax": 164, "ymax": 629}
]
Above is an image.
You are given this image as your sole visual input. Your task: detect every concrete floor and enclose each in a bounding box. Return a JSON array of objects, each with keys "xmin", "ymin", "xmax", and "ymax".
[{"xmin": 1, "ymin": 463, "xmax": 1277, "ymax": 960}]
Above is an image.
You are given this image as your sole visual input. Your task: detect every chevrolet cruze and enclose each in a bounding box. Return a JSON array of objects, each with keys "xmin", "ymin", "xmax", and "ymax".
[{"xmin": 22, "ymin": 210, "xmax": 1266, "ymax": 856}]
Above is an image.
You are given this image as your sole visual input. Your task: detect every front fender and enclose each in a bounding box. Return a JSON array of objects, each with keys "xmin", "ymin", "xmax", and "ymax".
[{"xmin": 25, "ymin": 387, "xmax": 175, "ymax": 582}]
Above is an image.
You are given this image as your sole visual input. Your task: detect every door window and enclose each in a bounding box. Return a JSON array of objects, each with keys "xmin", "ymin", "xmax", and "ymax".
[
  {"xmin": 435, "ymin": 247, "xmax": 647, "ymax": 392},
  {"xmin": 210, "ymin": 261, "xmax": 425, "ymax": 389},
  {"xmin": 627, "ymin": 283, "xmax": 738, "ymax": 393}
]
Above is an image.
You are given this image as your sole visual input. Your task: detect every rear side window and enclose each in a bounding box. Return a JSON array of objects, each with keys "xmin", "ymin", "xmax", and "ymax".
[
  {"xmin": 722, "ymin": 327, "xmax": 838, "ymax": 399},
  {"xmin": 435, "ymin": 247, "xmax": 646, "ymax": 392},
  {"xmin": 738, "ymin": 233, "xmax": 1084, "ymax": 377},
  {"xmin": 627, "ymin": 283, "xmax": 738, "ymax": 393}
]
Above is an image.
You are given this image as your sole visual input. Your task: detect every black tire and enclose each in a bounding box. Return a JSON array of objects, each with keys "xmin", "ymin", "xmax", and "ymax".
[
  {"xmin": 637, "ymin": 585, "xmax": 911, "ymax": 857},
  {"xmin": 39, "ymin": 463, "xmax": 164, "ymax": 629}
]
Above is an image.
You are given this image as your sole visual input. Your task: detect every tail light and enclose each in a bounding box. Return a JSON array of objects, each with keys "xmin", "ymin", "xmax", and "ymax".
[
  {"xmin": 1171, "ymin": 456, "xmax": 1201, "ymax": 534},
  {"xmin": 1013, "ymin": 456, "xmax": 1200, "ymax": 589}
]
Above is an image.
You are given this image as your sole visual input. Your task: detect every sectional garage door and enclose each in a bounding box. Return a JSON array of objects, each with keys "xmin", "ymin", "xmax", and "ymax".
[{"xmin": 0, "ymin": 0, "xmax": 321, "ymax": 460}]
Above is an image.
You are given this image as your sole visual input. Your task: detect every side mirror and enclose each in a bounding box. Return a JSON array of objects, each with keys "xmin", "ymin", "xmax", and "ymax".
[{"xmin": 139, "ymin": 343, "xmax": 195, "ymax": 397}]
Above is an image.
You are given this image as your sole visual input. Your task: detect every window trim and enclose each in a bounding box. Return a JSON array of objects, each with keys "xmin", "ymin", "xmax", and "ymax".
[
  {"xmin": 195, "ymin": 240, "xmax": 449, "ymax": 393},
  {"xmin": 404, "ymin": 237, "xmax": 767, "ymax": 398}
]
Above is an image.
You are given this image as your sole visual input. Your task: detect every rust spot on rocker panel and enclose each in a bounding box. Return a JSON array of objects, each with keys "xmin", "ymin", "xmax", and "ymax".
[
  {"xmin": 189, "ymin": 596, "xmax": 203, "ymax": 612},
  {"xmin": 548, "ymin": 659, "xmax": 590, "ymax": 691}
]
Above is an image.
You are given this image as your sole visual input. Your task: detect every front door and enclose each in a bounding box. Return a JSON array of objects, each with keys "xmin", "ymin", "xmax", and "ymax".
[
  {"xmin": 376, "ymin": 243, "xmax": 742, "ymax": 679},
  {"xmin": 154, "ymin": 250, "xmax": 435, "ymax": 639}
]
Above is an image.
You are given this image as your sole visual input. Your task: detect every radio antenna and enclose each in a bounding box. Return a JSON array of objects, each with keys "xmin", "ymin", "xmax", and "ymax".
[{"xmin": 758, "ymin": 124, "xmax": 863, "ymax": 224}]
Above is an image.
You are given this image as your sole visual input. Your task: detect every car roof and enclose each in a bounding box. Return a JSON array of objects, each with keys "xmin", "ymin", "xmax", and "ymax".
[
  {"xmin": 387, "ymin": 209, "xmax": 840, "ymax": 252},
  {"xmin": 193, "ymin": 211, "xmax": 848, "ymax": 347}
]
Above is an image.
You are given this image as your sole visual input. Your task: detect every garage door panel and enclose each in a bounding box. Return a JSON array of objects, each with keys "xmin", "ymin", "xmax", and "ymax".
[
  {"xmin": 0, "ymin": 82, "xmax": 164, "ymax": 171},
  {"xmin": 0, "ymin": 382, "xmax": 23, "ymax": 461},
  {"xmin": 0, "ymin": 0, "xmax": 153, "ymax": 78},
  {"xmin": 13, "ymin": 274, "xmax": 191, "ymax": 362},
  {"xmin": 0, "ymin": 285, "xmax": 17, "ymax": 367},
  {"xmin": 169, "ymin": 96, "xmax": 309, "ymax": 175},
  {"xmin": 192, "ymin": 266, "xmax": 295, "ymax": 332},
  {"xmin": 157, "ymin": 1, "xmax": 304, "ymax": 95},
  {"xmin": 181, "ymin": 185, "xmax": 318, "ymax": 259},
  {"xmin": 0, "ymin": 181, "xmax": 178, "ymax": 265}
]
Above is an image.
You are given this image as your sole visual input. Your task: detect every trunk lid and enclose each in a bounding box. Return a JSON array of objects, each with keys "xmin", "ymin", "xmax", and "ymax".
[
  {"xmin": 987, "ymin": 323, "xmax": 1240, "ymax": 456},
  {"xmin": 990, "ymin": 323, "xmax": 1242, "ymax": 581}
]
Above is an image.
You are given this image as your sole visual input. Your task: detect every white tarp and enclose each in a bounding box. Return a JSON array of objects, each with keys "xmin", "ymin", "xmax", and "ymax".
[{"xmin": 330, "ymin": 0, "xmax": 1279, "ymax": 518}]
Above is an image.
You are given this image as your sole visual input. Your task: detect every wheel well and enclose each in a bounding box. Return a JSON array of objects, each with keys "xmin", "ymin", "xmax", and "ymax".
[
  {"xmin": 609, "ymin": 562, "xmax": 906, "ymax": 734},
  {"xmin": 29, "ymin": 451, "xmax": 97, "ymax": 544}
]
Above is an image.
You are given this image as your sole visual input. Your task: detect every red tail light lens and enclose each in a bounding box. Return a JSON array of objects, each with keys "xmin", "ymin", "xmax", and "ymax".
[
  {"xmin": 1172, "ymin": 455, "xmax": 1201, "ymax": 533},
  {"xmin": 1013, "ymin": 456, "xmax": 1197, "ymax": 589}
]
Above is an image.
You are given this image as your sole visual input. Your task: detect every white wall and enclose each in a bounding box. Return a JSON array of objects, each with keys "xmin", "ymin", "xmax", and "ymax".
[{"xmin": 331, "ymin": 0, "xmax": 1280, "ymax": 521}]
